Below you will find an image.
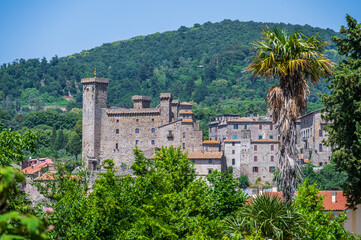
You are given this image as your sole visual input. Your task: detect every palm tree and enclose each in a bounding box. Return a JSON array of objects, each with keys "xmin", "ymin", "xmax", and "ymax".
[
  {"xmin": 224, "ymin": 194, "xmax": 305, "ymax": 239},
  {"xmin": 247, "ymin": 28, "xmax": 333, "ymax": 202}
]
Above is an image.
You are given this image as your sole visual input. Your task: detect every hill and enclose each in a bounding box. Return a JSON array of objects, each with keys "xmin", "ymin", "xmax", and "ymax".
[{"xmin": 0, "ymin": 20, "xmax": 341, "ymax": 134}]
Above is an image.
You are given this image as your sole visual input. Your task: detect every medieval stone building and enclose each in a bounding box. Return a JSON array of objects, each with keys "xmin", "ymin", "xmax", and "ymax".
[{"xmin": 82, "ymin": 77, "xmax": 205, "ymax": 170}]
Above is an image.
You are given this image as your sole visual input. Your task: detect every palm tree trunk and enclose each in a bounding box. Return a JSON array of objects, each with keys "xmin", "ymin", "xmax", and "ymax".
[{"xmin": 276, "ymin": 97, "xmax": 300, "ymax": 202}]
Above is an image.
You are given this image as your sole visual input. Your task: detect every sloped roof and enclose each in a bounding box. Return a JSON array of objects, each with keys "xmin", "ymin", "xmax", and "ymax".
[
  {"xmin": 180, "ymin": 102, "xmax": 193, "ymax": 106},
  {"xmin": 182, "ymin": 119, "xmax": 193, "ymax": 123},
  {"xmin": 22, "ymin": 162, "xmax": 48, "ymax": 175},
  {"xmin": 225, "ymin": 139, "xmax": 241, "ymax": 143},
  {"xmin": 251, "ymin": 139, "xmax": 279, "ymax": 143},
  {"xmin": 203, "ymin": 140, "xmax": 220, "ymax": 144},
  {"xmin": 179, "ymin": 110, "xmax": 193, "ymax": 114},
  {"xmin": 187, "ymin": 152, "xmax": 223, "ymax": 159}
]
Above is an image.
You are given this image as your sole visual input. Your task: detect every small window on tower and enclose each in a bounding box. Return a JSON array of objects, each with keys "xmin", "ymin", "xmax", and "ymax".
[
  {"xmin": 152, "ymin": 118, "xmax": 154, "ymax": 122},
  {"xmin": 135, "ymin": 128, "xmax": 139, "ymax": 133},
  {"xmin": 115, "ymin": 143, "xmax": 118, "ymax": 149},
  {"xmin": 232, "ymin": 159, "xmax": 235, "ymax": 165},
  {"xmin": 151, "ymin": 140, "xmax": 155, "ymax": 145},
  {"xmin": 151, "ymin": 128, "xmax": 155, "ymax": 133},
  {"xmin": 116, "ymin": 119, "xmax": 119, "ymax": 123},
  {"xmin": 116, "ymin": 129, "xmax": 119, "ymax": 134},
  {"xmin": 136, "ymin": 119, "xmax": 139, "ymax": 122}
]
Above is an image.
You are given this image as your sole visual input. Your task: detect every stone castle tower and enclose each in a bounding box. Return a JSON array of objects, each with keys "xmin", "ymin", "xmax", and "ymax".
[{"xmin": 81, "ymin": 77, "xmax": 109, "ymax": 169}]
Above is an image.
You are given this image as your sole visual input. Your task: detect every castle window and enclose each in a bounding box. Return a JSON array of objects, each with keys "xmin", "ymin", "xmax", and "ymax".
[
  {"xmin": 116, "ymin": 129, "xmax": 119, "ymax": 134},
  {"xmin": 271, "ymin": 155, "xmax": 274, "ymax": 162},
  {"xmin": 259, "ymin": 124, "xmax": 262, "ymax": 130},
  {"xmin": 151, "ymin": 140, "xmax": 155, "ymax": 145},
  {"xmin": 254, "ymin": 156, "xmax": 257, "ymax": 161},
  {"xmin": 319, "ymin": 144, "xmax": 323, "ymax": 152},
  {"xmin": 232, "ymin": 142, "xmax": 235, "ymax": 146},
  {"xmin": 136, "ymin": 119, "xmax": 139, "ymax": 122},
  {"xmin": 271, "ymin": 145, "xmax": 274, "ymax": 151},
  {"xmin": 233, "ymin": 124, "xmax": 238, "ymax": 129},
  {"xmin": 270, "ymin": 135, "xmax": 274, "ymax": 139},
  {"xmin": 232, "ymin": 159, "xmax": 235, "ymax": 165},
  {"xmin": 319, "ymin": 162, "xmax": 323, "ymax": 167},
  {"xmin": 244, "ymin": 124, "xmax": 247, "ymax": 130},
  {"xmin": 152, "ymin": 118, "xmax": 154, "ymax": 121},
  {"xmin": 319, "ymin": 129, "xmax": 323, "ymax": 137},
  {"xmin": 183, "ymin": 142, "xmax": 185, "ymax": 148},
  {"xmin": 270, "ymin": 124, "xmax": 273, "ymax": 130},
  {"xmin": 208, "ymin": 159, "xmax": 212, "ymax": 164},
  {"xmin": 258, "ymin": 135, "xmax": 262, "ymax": 140},
  {"xmin": 115, "ymin": 143, "xmax": 118, "ymax": 149},
  {"xmin": 151, "ymin": 128, "xmax": 155, "ymax": 133},
  {"xmin": 135, "ymin": 128, "xmax": 139, "ymax": 133},
  {"xmin": 269, "ymin": 166, "xmax": 275, "ymax": 172},
  {"xmin": 116, "ymin": 119, "xmax": 119, "ymax": 123},
  {"xmin": 208, "ymin": 169, "xmax": 213, "ymax": 174},
  {"xmin": 183, "ymin": 132, "xmax": 185, "ymax": 137},
  {"xmin": 232, "ymin": 150, "xmax": 235, "ymax": 154},
  {"xmin": 135, "ymin": 140, "xmax": 139, "ymax": 145},
  {"xmin": 254, "ymin": 145, "xmax": 257, "ymax": 151},
  {"xmin": 253, "ymin": 167, "xmax": 258, "ymax": 173}
]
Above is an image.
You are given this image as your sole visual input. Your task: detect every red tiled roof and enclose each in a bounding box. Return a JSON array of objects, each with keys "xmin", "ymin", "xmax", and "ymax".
[
  {"xmin": 182, "ymin": 119, "xmax": 193, "ymax": 123},
  {"xmin": 187, "ymin": 152, "xmax": 223, "ymax": 159},
  {"xmin": 179, "ymin": 110, "xmax": 193, "ymax": 114},
  {"xmin": 251, "ymin": 139, "xmax": 279, "ymax": 143},
  {"xmin": 224, "ymin": 139, "xmax": 241, "ymax": 143},
  {"xmin": 320, "ymin": 191, "xmax": 348, "ymax": 211},
  {"xmin": 203, "ymin": 140, "xmax": 220, "ymax": 144},
  {"xmin": 180, "ymin": 102, "xmax": 193, "ymax": 106},
  {"xmin": 247, "ymin": 190, "xmax": 348, "ymax": 211},
  {"xmin": 22, "ymin": 162, "xmax": 48, "ymax": 175},
  {"xmin": 34, "ymin": 172, "xmax": 56, "ymax": 181}
]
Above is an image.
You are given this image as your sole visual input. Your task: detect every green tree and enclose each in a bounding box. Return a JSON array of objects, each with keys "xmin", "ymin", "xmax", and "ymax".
[
  {"xmin": 247, "ymin": 27, "xmax": 333, "ymax": 202},
  {"xmin": 54, "ymin": 129, "xmax": 66, "ymax": 151},
  {"xmin": 0, "ymin": 167, "xmax": 48, "ymax": 239},
  {"xmin": 295, "ymin": 180, "xmax": 357, "ymax": 239},
  {"xmin": 0, "ymin": 129, "xmax": 38, "ymax": 167},
  {"xmin": 224, "ymin": 194, "xmax": 305, "ymax": 239},
  {"xmin": 68, "ymin": 133, "xmax": 81, "ymax": 160},
  {"xmin": 238, "ymin": 174, "xmax": 250, "ymax": 188},
  {"xmin": 321, "ymin": 15, "xmax": 361, "ymax": 209}
]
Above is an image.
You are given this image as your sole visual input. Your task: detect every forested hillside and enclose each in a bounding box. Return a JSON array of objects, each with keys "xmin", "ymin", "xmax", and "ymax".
[{"xmin": 0, "ymin": 20, "xmax": 341, "ymax": 133}]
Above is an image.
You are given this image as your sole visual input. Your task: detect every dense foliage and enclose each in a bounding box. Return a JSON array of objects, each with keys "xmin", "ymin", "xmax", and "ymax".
[
  {"xmin": 321, "ymin": 15, "xmax": 361, "ymax": 209},
  {"xmin": 0, "ymin": 21, "xmax": 338, "ymax": 134},
  {"xmin": 302, "ymin": 162, "xmax": 348, "ymax": 190}
]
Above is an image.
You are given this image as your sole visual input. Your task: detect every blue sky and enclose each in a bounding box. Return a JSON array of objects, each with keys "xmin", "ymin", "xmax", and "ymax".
[{"xmin": 1, "ymin": 0, "xmax": 360, "ymax": 65}]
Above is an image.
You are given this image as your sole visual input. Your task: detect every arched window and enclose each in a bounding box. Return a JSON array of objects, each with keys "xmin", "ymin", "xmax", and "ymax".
[
  {"xmin": 135, "ymin": 128, "xmax": 139, "ymax": 133},
  {"xmin": 116, "ymin": 129, "xmax": 119, "ymax": 134},
  {"xmin": 151, "ymin": 128, "xmax": 155, "ymax": 133}
]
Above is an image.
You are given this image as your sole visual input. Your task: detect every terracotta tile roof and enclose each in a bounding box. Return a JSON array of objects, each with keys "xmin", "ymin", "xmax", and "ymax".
[
  {"xmin": 319, "ymin": 191, "xmax": 348, "ymax": 211},
  {"xmin": 180, "ymin": 102, "xmax": 193, "ymax": 106},
  {"xmin": 22, "ymin": 162, "xmax": 48, "ymax": 175},
  {"xmin": 224, "ymin": 139, "xmax": 241, "ymax": 143},
  {"xmin": 182, "ymin": 119, "xmax": 193, "ymax": 123},
  {"xmin": 203, "ymin": 140, "xmax": 220, "ymax": 144},
  {"xmin": 251, "ymin": 139, "xmax": 279, "ymax": 143},
  {"xmin": 187, "ymin": 152, "xmax": 223, "ymax": 159},
  {"xmin": 179, "ymin": 110, "xmax": 193, "ymax": 114},
  {"xmin": 227, "ymin": 117, "xmax": 273, "ymax": 123},
  {"xmin": 248, "ymin": 190, "xmax": 348, "ymax": 211}
]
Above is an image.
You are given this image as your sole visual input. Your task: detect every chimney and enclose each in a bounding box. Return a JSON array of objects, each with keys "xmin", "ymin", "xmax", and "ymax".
[
  {"xmin": 332, "ymin": 191, "xmax": 337, "ymax": 203},
  {"xmin": 272, "ymin": 183, "xmax": 278, "ymax": 192}
]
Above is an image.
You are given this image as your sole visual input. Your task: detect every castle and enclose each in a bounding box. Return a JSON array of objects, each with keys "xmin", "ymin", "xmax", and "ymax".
[
  {"xmin": 82, "ymin": 77, "xmax": 331, "ymax": 183},
  {"xmin": 82, "ymin": 77, "xmax": 224, "ymax": 175}
]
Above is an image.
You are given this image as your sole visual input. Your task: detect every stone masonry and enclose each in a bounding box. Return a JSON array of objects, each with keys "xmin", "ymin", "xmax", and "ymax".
[{"xmin": 82, "ymin": 77, "xmax": 204, "ymax": 170}]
